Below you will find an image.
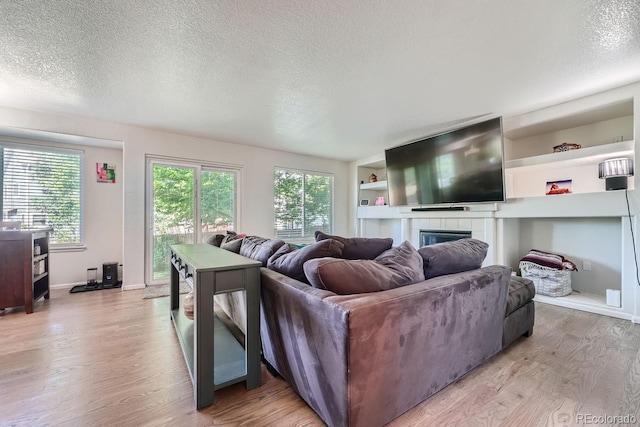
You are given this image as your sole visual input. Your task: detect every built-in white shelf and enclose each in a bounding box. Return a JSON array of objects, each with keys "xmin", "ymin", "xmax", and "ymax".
[
  {"xmin": 353, "ymin": 84, "xmax": 639, "ymax": 322},
  {"xmin": 357, "ymin": 205, "xmax": 400, "ymax": 219},
  {"xmin": 505, "ymin": 139, "xmax": 634, "ymax": 171},
  {"xmin": 534, "ymin": 291, "xmax": 630, "ymax": 321},
  {"xmin": 495, "ymin": 191, "xmax": 631, "ymax": 218},
  {"xmin": 360, "ymin": 180, "xmax": 388, "ymax": 190}
]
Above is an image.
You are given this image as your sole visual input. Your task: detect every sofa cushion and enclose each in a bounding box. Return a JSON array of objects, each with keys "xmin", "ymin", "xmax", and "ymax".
[
  {"xmin": 220, "ymin": 234, "xmax": 243, "ymax": 253},
  {"xmin": 418, "ymin": 238, "xmax": 488, "ymax": 279},
  {"xmin": 315, "ymin": 231, "xmax": 393, "ymax": 260},
  {"xmin": 304, "ymin": 240, "xmax": 424, "ymax": 294},
  {"xmin": 206, "ymin": 230, "xmax": 237, "ymax": 247},
  {"xmin": 374, "ymin": 240, "xmax": 425, "ymax": 285},
  {"xmin": 206, "ymin": 233, "xmax": 225, "ymax": 247},
  {"xmin": 240, "ymin": 236, "xmax": 286, "ymax": 266},
  {"xmin": 267, "ymin": 239, "xmax": 345, "ymax": 283},
  {"xmin": 506, "ymin": 276, "xmax": 536, "ymax": 316}
]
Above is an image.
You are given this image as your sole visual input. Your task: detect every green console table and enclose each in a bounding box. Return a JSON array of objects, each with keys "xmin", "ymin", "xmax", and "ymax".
[{"xmin": 169, "ymin": 243, "xmax": 261, "ymax": 409}]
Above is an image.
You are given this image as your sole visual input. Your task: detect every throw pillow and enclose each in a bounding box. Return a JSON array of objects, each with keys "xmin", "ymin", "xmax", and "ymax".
[
  {"xmin": 418, "ymin": 238, "xmax": 488, "ymax": 279},
  {"xmin": 374, "ymin": 240, "xmax": 425, "ymax": 288},
  {"xmin": 314, "ymin": 231, "xmax": 393, "ymax": 260},
  {"xmin": 304, "ymin": 258, "xmax": 391, "ymax": 294},
  {"xmin": 220, "ymin": 235, "xmax": 243, "ymax": 253},
  {"xmin": 240, "ymin": 236, "xmax": 286, "ymax": 266},
  {"xmin": 304, "ymin": 240, "xmax": 424, "ymax": 294},
  {"xmin": 206, "ymin": 234, "xmax": 225, "ymax": 247},
  {"xmin": 267, "ymin": 239, "xmax": 344, "ymax": 283}
]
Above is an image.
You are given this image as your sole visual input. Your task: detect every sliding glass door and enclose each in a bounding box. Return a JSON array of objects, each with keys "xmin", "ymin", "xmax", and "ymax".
[
  {"xmin": 200, "ymin": 168, "xmax": 237, "ymax": 244},
  {"xmin": 146, "ymin": 158, "xmax": 239, "ymax": 285}
]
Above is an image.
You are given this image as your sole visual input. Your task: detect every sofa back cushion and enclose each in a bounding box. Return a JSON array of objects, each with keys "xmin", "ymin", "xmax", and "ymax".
[
  {"xmin": 220, "ymin": 234, "xmax": 243, "ymax": 253},
  {"xmin": 315, "ymin": 231, "xmax": 393, "ymax": 260},
  {"xmin": 206, "ymin": 230, "xmax": 237, "ymax": 247},
  {"xmin": 206, "ymin": 233, "xmax": 225, "ymax": 247},
  {"xmin": 240, "ymin": 236, "xmax": 286, "ymax": 266},
  {"xmin": 304, "ymin": 241, "xmax": 424, "ymax": 294},
  {"xmin": 417, "ymin": 238, "xmax": 488, "ymax": 279},
  {"xmin": 267, "ymin": 239, "xmax": 344, "ymax": 283}
]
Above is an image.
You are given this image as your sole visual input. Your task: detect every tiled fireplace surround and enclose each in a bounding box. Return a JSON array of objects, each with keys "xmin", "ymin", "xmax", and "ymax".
[{"xmin": 407, "ymin": 215, "xmax": 495, "ymax": 265}]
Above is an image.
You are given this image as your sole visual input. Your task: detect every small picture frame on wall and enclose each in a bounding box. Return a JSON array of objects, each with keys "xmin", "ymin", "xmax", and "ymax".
[
  {"xmin": 97, "ymin": 163, "xmax": 116, "ymax": 183},
  {"xmin": 546, "ymin": 179, "xmax": 571, "ymax": 195}
]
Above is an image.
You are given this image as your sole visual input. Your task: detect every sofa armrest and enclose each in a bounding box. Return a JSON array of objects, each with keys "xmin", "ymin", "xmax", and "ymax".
[
  {"xmin": 260, "ymin": 268, "xmax": 350, "ymax": 427},
  {"xmin": 332, "ymin": 265, "xmax": 511, "ymax": 427}
]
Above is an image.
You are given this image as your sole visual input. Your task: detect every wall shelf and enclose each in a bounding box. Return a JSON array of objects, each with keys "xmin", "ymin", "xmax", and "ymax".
[
  {"xmin": 360, "ymin": 180, "xmax": 388, "ymax": 190},
  {"xmin": 357, "ymin": 205, "xmax": 400, "ymax": 219},
  {"xmin": 505, "ymin": 140, "xmax": 634, "ymax": 171}
]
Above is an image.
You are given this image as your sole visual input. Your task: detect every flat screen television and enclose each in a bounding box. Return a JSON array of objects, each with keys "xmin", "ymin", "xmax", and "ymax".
[{"xmin": 385, "ymin": 117, "xmax": 505, "ymax": 207}]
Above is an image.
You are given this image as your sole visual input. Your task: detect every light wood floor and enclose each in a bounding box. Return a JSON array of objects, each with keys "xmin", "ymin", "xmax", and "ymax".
[{"xmin": 1, "ymin": 289, "xmax": 639, "ymax": 426}]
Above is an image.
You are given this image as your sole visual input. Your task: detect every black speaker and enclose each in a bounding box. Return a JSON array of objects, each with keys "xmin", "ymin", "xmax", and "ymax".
[
  {"xmin": 102, "ymin": 262, "xmax": 119, "ymax": 287},
  {"xmin": 605, "ymin": 176, "xmax": 628, "ymax": 191}
]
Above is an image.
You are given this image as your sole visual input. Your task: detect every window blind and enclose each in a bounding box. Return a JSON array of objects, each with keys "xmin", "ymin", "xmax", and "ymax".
[
  {"xmin": 1, "ymin": 142, "xmax": 84, "ymax": 246},
  {"xmin": 274, "ymin": 168, "xmax": 333, "ymax": 239}
]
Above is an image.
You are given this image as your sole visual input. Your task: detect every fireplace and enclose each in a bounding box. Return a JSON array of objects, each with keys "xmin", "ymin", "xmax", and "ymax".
[{"xmin": 420, "ymin": 229, "xmax": 472, "ymax": 247}]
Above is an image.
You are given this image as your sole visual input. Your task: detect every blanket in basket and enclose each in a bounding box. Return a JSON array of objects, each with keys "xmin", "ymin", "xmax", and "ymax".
[
  {"xmin": 519, "ymin": 249, "xmax": 577, "ymax": 297},
  {"xmin": 520, "ymin": 249, "xmax": 578, "ymax": 271}
]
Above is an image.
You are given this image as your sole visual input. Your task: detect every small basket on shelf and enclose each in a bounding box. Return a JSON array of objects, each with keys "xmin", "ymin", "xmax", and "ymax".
[
  {"xmin": 519, "ymin": 261, "xmax": 572, "ymax": 297},
  {"xmin": 518, "ymin": 249, "xmax": 577, "ymax": 297},
  {"xmin": 184, "ymin": 291, "xmax": 194, "ymax": 320}
]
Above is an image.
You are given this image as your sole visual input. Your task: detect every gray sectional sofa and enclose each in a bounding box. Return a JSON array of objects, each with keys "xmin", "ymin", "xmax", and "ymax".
[
  {"xmin": 207, "ymin": 233, "xmax": 535, "ymax": 427},
  {"xmin": 260, "ymin": 265, "xmax": 512, "ymax": 427}
]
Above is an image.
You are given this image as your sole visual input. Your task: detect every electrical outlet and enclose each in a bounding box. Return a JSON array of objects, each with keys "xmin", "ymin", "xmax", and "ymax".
[{"xmin": 582, "ymin": 260, "xmax": 592, "ymax": 271}]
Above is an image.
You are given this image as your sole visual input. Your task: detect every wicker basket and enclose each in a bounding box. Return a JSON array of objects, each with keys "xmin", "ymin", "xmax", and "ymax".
[{"xmin": 519, "ymin": 260, "xmax": 572, "ymax": 297}]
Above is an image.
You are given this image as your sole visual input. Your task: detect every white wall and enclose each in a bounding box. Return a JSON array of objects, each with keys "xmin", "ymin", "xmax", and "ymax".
[
  {"xmin": 0, "ymin": 106, "xmax": 349, "ymax": 289},
  {"xmin": 57, "ymin": 144, "xmax": 123, "ymax": 286}
]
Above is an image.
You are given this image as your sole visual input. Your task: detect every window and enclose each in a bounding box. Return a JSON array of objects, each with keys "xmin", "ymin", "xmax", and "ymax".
[
  {"xmin": 1, "ymin": 142, "xmax": 84, "ymax": 246},
  {"xmin": 274, "ymin": 168, "xmax": 333, "ymax": 239}
]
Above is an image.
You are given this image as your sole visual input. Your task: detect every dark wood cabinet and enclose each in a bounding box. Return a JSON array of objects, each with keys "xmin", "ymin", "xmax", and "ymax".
[{"xmin": 0, "ymin": 229, "xmax": 50, "ymax": 314}]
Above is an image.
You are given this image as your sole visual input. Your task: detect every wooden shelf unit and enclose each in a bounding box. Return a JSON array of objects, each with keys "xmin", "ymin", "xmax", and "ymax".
[{"xmin": 0, "ymin": 229, "xmax": 50, "ymax": 314}]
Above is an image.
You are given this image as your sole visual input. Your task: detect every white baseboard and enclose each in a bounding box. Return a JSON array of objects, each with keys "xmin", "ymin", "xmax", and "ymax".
[{"xmin": 123, "ymin": 283, "xmax": 145, "ymax": 291}]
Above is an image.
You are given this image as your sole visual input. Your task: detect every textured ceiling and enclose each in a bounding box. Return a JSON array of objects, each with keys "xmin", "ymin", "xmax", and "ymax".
[{"xmin": 1, "ymin": 0, "xmax": 639, "ymax": 161}]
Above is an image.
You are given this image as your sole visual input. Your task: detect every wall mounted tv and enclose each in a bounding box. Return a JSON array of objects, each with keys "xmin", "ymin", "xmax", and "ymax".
[{"xmin": 384, "ymin": 117, "xmax": 505, "ymax": 207}]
